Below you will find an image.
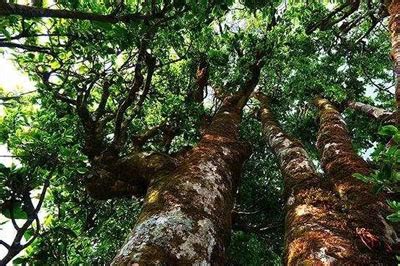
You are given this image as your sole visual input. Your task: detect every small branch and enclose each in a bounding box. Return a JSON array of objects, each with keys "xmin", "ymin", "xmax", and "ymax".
[
  {"xmin": 0, "ymin": 90, "xmax": 37, "ymax": 102},
  {"xmin": 0, "ymin": 41, "xmax": 54, "ymax": 55},
  {"xmin": 0, "ymin": 177, "xmax": 50, "ymax": 265},
  {"xmin": 0, "ymin": 240, "xmax": 10, "ymax": 249},
  {"xmin": 113, "ymin": 40, "xmax": 149, "ymax": 148},
  {"xmin": 95, "ymin": 80, "xmax": 112, "ymax": 121}
]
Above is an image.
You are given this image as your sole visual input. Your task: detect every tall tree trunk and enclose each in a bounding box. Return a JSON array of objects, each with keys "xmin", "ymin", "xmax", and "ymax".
[
  {"xmin": 315, "ymin": 97, "xmax": 397, "ymax": 264},
  {"xmin": 389, "ymin": 0, "xmax": 400, "ymax": 109},
  {"xmin": 112, "ymin": 58, "xmax": 265, "ymax": 265},
  {"xmin": 258, "ymin": 93, "xmax": 361, "ymax": 265}
]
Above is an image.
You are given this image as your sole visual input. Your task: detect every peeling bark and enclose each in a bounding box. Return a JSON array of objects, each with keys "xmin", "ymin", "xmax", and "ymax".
[
  {"xmin": 315, "ymin": 97, "xmax": 398, "ymax": 264},
  {"xmin": 389, "ymin": 0, "xmax": 400, "ymax": 109},
  {"xmin": 111, "ymin": 59, "xmax": 264, "ymax": 264},
  {"xmin": 257, "ymin": 93, "xmax": 359, "ymax": 265}
]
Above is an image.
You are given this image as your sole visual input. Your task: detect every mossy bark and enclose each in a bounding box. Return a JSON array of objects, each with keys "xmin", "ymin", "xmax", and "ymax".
[
  {"xmin": 111, "ymin": 55, "xmax": 264, "ymax": 265},
  {"xmin": 315, "ymin": 97, "xmax": 397, "ymax": 264},
  {"xmin": 111, "ymin": 99, "xmax": 249, "ymax": 265},
  {"xmin": 86, "ymin": 152, "xmax": 177, "ymax": 199},
  {"xmin": 389, "ymin": 0, "xmax": 400, "ymax": 109},
  {"xmin": 258, "ymin": 95, "xmax": 360, "ymax": 265}
]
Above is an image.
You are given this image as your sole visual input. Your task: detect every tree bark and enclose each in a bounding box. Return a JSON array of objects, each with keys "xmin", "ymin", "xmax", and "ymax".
[
  {"xmin": 111, "ymin": 99, "xmax": 248, "ymax": 265},
  {"xmin": 389, "ymin": 0, "xmax": 400, "ymax": 109},
  {"xmin": 111, "ymin": 58, "xmax": 264, "ymax": 264},
  {"xmin": 85, "ymin": 152, "xmax": 177, "ymax": 200},
  {"xmin": 347, "ymin": 100, "xmax": 393, "ymax": 122},
  {"xmin": 257, "ymin": 93, "xmax": 362, "ymax": 265},
  {"xmin": 315, "ymin": 97, "xmax": 397, "ymax": 264}
]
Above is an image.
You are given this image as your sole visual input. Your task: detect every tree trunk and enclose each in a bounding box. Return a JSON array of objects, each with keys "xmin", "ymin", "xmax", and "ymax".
[
  {"xmin": 112, "ymin": 57, "xmax": 264, "ymax": 264},
  {"xmin": 389, "ymin": 0, "xmax": 400, "ymax": 109},
  {"xmin": 315, "ymin": 97, "xmax": 397, "ymax": 264},
  {"xmin": 111, "ymin": 100, "xmax": 249, "ymax": 265},
  {"xmin": 257, "ymin": 93, "xmax": 361, "ymax": 265}
]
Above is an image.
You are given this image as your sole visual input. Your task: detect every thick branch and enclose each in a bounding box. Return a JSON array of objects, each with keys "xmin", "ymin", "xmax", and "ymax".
[
  {"xmin": 86, "ymin": 152, "xmax": 177, "ymax": 200},
  {"xmin": 219, "ymin": 52, "xmax": 266, "ymax": 115},
  {"xmin": 0, "ymin": 1, "xmax": 168, "ymax": 23},
  {"xmin": 347, "ymin": 100, "xmax": 393, "ymax": 121}
]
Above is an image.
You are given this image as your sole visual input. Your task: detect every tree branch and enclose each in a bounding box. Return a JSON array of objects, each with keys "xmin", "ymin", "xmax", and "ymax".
[
  {"xmin": 347, "ymin": 100, "xmax": 393, "ymax": 121},
  {"xmin": 0, "ymin": 41, "xmax": 53, "ymax": 55},
  {"xmin": 0, "ymin": 90, "xmax": 37, "ymax": 102},
  {"xmin": 0, "ymin": 178, "xmax": 50, "ymax": 265},
  {"xmin": 86, "ymin": 152, "xmax": 177, "ymax": 200},
  {"xmin": 0, "ymin": 1, "xmax": 169, "ymax": 24}
]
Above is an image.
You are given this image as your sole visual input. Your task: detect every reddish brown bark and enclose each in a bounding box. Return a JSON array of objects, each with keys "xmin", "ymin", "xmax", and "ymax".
[
  {"xmin": 315, "ymin": 97, "xmax": 397, "ymax": 264},
  {"xmin": 257, "ymin": 93, "xmax": 359, "ymax": 265},
  {"xmin": 389, "ymin": 0, "xmax": 400, "ymax": 109},
  {"xmin": 111, "ymin": 99, "xmax": 248, "ymax": 265},
  {"xmin": 111, "ymin": 58, "xmax": 264, "ymax": 264}
]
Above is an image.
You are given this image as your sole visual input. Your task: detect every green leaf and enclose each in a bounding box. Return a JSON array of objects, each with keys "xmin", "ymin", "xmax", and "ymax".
[
  {"xmin": 12, "ymin": 257, "xmax": 28, "ymax": 264},
  {"xmin": 353, "ymin": 173, "xmax": 367, "ymax": 181},
  {"xmin": 76, "ymin": 167, "xmax": 87, "ymax": 174},
  {"xmin": 1, "ymin": 202, "xmax": 28, "ymax": 219},
  {"xmin": 387, "ymin": 212, "xmax": 400, "ymax": 223},
  {"xmin": 1, "ymin": 28, "xmax": 11, "ymax": 40},
  {"xmin": 50, "ymin": 61, "xmax": 61, "ymax": 69},
  {"xmin": 23, "ymin": 227, "xmax": 35, "ymax": 240},
  {"xmin": 378, "ymin": 125, "xmax": 398, "ymax": 136},
  {"xmin": 393, "ymin": 133, "xmax": 400, "ymax": 144}
]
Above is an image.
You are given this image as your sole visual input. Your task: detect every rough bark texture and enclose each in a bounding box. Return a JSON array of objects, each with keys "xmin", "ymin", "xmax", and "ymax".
[
  {"xmin": 347, "ymin": 100, "xmax": 393, "ymax": 122},
  {"xmin": 112, "ymin": 58, "xmax": 264, "ymax": 265},
  {"xmin": 258, "ymin": 93, "xmax": 360, "ymax": 265},
  {"xmin": 111, "ymin": 100, "xmax": 249, "ymax": 265},
  {"xmin": 86, "ymin": 152, "xmax": 176, "ymax": 199},
  {"xmin": 315, "ymin": 97, "xmax": 398, "ymax": 264},
  {"xmin": 389, "ymin": 0, "xmax": 400, "ymax": 109}
]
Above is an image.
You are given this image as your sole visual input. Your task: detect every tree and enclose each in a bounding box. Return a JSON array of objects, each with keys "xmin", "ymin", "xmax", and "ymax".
[
  {"xmin": 112, "ymin": 53, "xmax": 265, "ymax": 264},
  {"xmin": 0, "ymin": 1, "xmax": 399, "ymax": 265},
  {"xmin": 315, "ymin": 97, "xmax": 396, "ymax": 264},
  {"xmin": 256, "ymin": 92, "xmax": 358, "ymax": 264}
]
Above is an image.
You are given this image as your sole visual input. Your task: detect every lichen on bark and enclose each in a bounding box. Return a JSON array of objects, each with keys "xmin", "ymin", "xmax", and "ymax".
[
  {"xmin": 111, "ymin": 87, "xmax": 262, "ymax": 265},
  {"xmin": 315, "ymin": 97, "xmax": 398, "ymax": 264},
  {"xmin": 257, "ymin": 93, "xmax": 361, "ymax": 265}
]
